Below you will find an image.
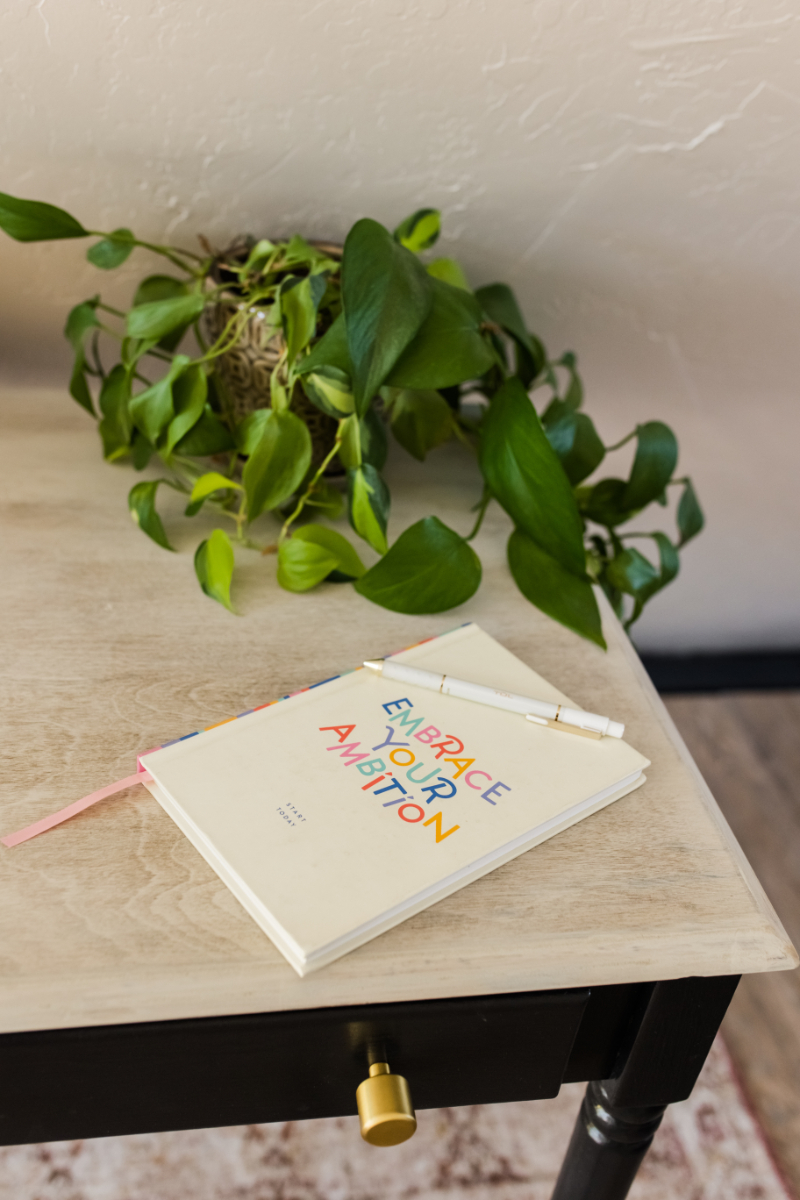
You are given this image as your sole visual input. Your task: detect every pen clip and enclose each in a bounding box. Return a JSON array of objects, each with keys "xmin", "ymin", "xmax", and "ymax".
[{"xmin": 525, "ymin": 714, "xmax": 602, "ymax": 740}]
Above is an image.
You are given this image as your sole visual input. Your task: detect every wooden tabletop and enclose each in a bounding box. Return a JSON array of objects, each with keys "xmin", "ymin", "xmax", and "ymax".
[{"xmin": 0, "ymin": 388, "xmax": 795, "ymax": 1035}]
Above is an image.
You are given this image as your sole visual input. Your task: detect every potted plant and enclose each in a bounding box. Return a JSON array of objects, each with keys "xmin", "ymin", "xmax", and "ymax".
[{"xmin": 0, "ymin": 193, "xmax": 703, "ymax": 647}]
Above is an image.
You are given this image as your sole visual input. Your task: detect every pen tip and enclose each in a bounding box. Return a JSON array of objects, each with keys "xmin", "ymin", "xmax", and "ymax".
[{"xmin": 363, "ymin": 659, "xmax": 384, "ymax": 673}]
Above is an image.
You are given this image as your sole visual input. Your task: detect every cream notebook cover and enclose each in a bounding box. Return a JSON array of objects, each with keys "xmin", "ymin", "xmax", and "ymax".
[{"xmin": 140, "ymin": 623, "xmax": 649, "ymax": 975}]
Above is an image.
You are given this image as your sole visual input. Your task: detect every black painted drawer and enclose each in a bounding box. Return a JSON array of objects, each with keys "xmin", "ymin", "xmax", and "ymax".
[{"xmin": 0, "ymin": 985, "xmax": 637, "ymax": 1144}]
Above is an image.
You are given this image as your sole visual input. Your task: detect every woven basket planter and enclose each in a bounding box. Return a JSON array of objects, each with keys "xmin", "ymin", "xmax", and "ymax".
[{"xmin": 204, "ymin": 241, "xmax": 344, "ymax": 471}]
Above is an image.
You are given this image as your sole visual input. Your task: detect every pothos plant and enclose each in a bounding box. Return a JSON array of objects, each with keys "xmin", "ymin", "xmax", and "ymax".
[{"xmin": 0, "ymin": 192, "xmax": 703, "ymax": 648}]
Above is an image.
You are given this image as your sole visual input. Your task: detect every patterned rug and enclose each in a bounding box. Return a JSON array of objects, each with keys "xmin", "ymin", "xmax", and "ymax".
[{"xmin": 0, "ymin": 1037, "xmax": 790, "ymax": 1200}]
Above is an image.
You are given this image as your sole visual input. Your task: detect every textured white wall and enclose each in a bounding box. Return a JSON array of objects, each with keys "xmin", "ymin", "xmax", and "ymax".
[{"xmin": 1, "ymin": 0, "xmax": 799, "ymax": 651}]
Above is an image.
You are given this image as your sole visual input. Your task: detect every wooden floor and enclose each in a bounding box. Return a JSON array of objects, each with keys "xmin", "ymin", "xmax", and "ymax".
[{"xmin": 665, "ymin": 691, "xmax": 800, "ymax": 1196}]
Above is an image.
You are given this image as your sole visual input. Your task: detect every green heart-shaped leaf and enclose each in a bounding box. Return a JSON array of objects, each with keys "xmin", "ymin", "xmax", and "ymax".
[
  {"xmin": 133, "ymin": 275, "xmax": 187, "ymax": 307},
  {"xmin": 355, "ymin": 516, "xmax": 481, "ymax": 614},
  {"xmin": 190, "ymin": 472, "xmax": 243, "ymax": 504},
  {"xmin": 194, "ymin": 529, "xmax": 236, "ymax": 611},
  {"xmin": 295, "ymin": 312, "xmax": 353, "ymax": 378},
  {"xmin": 98, "ymin": 364, "xmax": 133, "ymax": 460},
  {"xmin": 643, "ymin": 533, "xmax": 680, "ymax": 600},
  {"xmin": 87, "ymin": 228, "xmax": 135, "ymax": 269},
  {"xmin": 480, "ymin": 377, "xmax": 586, "ymax": 576},
  {"xmin": 163, "ymin": 365, "xmax": 208, "ymax": 455},
  {"xmin": 129, "ymin": 356, "xmax": 190, "ymax": 444},
  {"xmin": 174, "ymin": 406, "xmax": 235, "ymax": 456},
  {"xmin": 0, "ymin": 192, "xmax": 87, "ymax": 241},
  {"xmin": 243, "ymin": 409, "xmax": 312, "ymax": 520},
  {"xmin": 605, "ymin": 533, "xmax": 681, "ymax": 630},
  {"xmin": 338, "ymin": 410, "xmax": 388, "ymax": 472},
  {"xmin": 508, "ymin": 528, "xmax": 605, "ymax": 648},
  {"xmin": 64, "ymin": 299, "xmax": 100, "ymax": 352},
  {"xmin": 131, "ymin": 432, "xmax": 153, "ymax": 470},
  {"xmin": 281, "ymin": 273, "xmax": 327, "ymax": 362},
  {"xmin": 347, "ymin": 464, "xmax": 390, "ymax": 554},
  {"xmin": 622, "ymin": 422, "xmax": 679, "ymax": 512},
  {"xmin": 277, "ymin": 525, "xmax": 366, "ymax": 592},
  {"xmin": 277, "ymin": 538, "xmax": 339, "ymax": 594},
  {"xmin": 475, "ymin": 282, "xmax": 545, "ymax": 385},
  {"xmin": 475, "ymin": 283, "xmax": 534, "ymax": 355},
  {"xmin": 128, "ymin": 480, "xmax": 174, "ymax": 551},
  {"xmin": 605, "ymin": 547, "xmax": 660, "ymax": 596},
  {"xmin": 576, "ymin": 478, "xmax": 634, "ymax": 528},
  {"xmin": 393, "ymin": 208, "xmax": 441, "ymax": 252},
  {"xmin": 305, "ymin": 479, "xmax": 345, "ymax": 520},
  {"xmin": 559, "ymin": 352, "xmax": 583, "ymax": 411},
  {"xmin": 542, "ymin": 400, "xmax": 605, "ymax": 485},
  {"xmin": 677, "ymin": 478, "xmax": 704, "ymax": 546},
  {"xmin": 388, "ymin": 388, "xmax": 454, "ymax": 461},
  {"xmin": 241, "ymin": 239, "xmax": 276, "ymax": 273},
  {"xmin": 342, "ymin": 218, "xmax": 432, "ymax": 414},
  {"xmin": 132, "ymin": 276, "xmax": 189, "ymax": 353},
  {"xmin": 301, "ymin": 365, "xmax": 355, "ymax": 418},
  {"xmin": 359, "ymin": 406, "xmax": 388, "ymax": 470},
  {"xmin": 386, "ymin": 277, "xmax": 494, "ymax": 390},
  {"xmin": 426, "ymin": 257, "xmax": 470, "ymax": 291},
  {"xmin": 63, "ymin": 299, "xmax": 100, "ymax": 414},
  {"xmin": 127, "ymin": 293, "xmax": 205, "ymax": 342},
  {"xmin": 236, "ymin": 409, "xmax": 272, "ymax": 455}
]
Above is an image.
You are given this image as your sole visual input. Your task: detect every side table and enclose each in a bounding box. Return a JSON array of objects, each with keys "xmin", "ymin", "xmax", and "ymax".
[{"xmin": 1, "ymin": 389, "xmax": 795, "ymax": 1200}]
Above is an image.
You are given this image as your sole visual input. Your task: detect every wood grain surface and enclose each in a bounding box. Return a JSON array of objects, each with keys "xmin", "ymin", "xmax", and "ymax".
[
  {"xmin": 665, "ymin": 691, "xmax": 800, "ymax": 1195},
  {"xmin": 0, "ymin": 388, "xmax": 795, "ymax": 1035}
]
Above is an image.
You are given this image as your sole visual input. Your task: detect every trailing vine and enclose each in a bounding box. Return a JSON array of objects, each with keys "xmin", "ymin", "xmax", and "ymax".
[{"xmin": 0, "ymin": 193, "xmax": 703, "ymax": 645}]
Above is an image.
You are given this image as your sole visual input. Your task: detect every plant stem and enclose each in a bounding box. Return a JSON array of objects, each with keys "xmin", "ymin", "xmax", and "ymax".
[
  {"xmin": 90, "ymin": 330, "xmax": 105, "ymax": 380},
  {"xmin": 623, "ymin": 597, "xmax": 645, "ymax": 631},
  {"xmin": 139, "ymin": 240, "xmax": 205, "ymax": 267},
  {"xmin": 605, "ymin": 430, "xmax": 637, "ymax": 453},
  {"xmin": 96, "ymin": 301, "xmax": 127, "ymax": 319},
  {"xmin": 88, "ymin": 230, "xmax": 205, "ymax": 275},
  {"xmin": 233, "ymin": 488, "xmax": 249, "ymax": 541},
  {"xmin": 466, "ymin": 487, "xmax": 492, "ymax": 541},
  {"xmin": 451, "ymin": 414, "xmax": 479, "ymax": 455},
  {"xmin": 171, "ymin": 454, "xmax": 214, "ymax": 479},
  {"xmin": 96, "ymin": 321, "xmax": 123, "ymax": 341},
  {"xmin": 192, "ymin": 305, "xmax": 250, "ymax": 366},
  {"xmin": 278, "ymin": 422, "xmax": 345, "ymax": 543}
]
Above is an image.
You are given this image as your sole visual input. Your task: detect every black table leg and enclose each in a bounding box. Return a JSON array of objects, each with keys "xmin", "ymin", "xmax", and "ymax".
[{"xmin": 551, "ymin": 974, "xmax": 740, "ymax": 1200}]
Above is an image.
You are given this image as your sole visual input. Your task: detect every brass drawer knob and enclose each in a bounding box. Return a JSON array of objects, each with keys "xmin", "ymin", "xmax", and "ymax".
[{"xmin": 356, "ymin": 1061, "xmax": 417, "ymax": 1146}]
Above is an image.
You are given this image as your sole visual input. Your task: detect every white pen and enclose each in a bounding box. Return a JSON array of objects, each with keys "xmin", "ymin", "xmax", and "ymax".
[{"xmin": 362, "ymin": 658, "xmax": 624, "ymax": 740}]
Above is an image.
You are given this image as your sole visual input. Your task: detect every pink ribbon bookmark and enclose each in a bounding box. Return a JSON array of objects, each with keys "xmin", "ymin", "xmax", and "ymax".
[{"xmin": 1, "ymin": 771, "xmax": 153, "ymax": 848}]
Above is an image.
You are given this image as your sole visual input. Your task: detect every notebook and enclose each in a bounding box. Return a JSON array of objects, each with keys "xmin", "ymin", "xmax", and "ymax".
[{"xmin": 140, "ymin": 623, "xmax": 649, "ymax": 975}]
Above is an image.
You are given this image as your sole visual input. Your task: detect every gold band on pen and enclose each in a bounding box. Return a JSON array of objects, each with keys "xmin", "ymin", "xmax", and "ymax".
[{"xmin": 439, "ymin": 674, "xmax": 446, "ymax": 693}]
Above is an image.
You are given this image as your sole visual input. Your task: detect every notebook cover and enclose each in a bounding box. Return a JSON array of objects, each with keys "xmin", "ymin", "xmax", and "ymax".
[{"xmin": 140, "ymin": 623, "xmax": 649, "ymax": 974}]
